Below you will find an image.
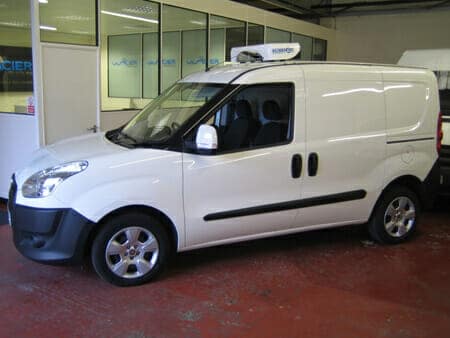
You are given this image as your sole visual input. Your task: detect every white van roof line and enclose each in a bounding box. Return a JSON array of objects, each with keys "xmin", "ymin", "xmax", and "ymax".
[
  {"xmin": 181, "ymin": 61, "xmax": 429, "ymax": 85},
  {"xmin": 207, "ymin": 60, "xmax": 428, "ymax": 72},
  {"xmin": 398, "ymin": 49, "xmax": 450, "ymax": 71},
  {"xmin": 216, "ymin": 61, "xmax": 428, "ymax": 89}
]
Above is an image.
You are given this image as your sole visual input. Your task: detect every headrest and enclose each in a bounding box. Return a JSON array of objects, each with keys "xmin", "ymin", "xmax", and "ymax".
[
  {"xmin": 263, "ymin": 100, "xmax": 281, "ymax": 120},
  {"xmin": 235, "ymin": 100, "xmax": 252, "ymax": 119}
]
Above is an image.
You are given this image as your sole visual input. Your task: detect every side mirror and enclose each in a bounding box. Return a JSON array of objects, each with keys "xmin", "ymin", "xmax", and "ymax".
[{"xmin": 196, "ymin": 124, "xmax": 218, "ymax": 151}]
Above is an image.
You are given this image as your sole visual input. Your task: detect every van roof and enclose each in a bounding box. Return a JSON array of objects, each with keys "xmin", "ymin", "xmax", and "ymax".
[
  {"xmin": 398, "ymin": 49, "xmax": 450, "ymax": 71},
  {"xmin": 180, "ymin": 61, "xmax": 427, "ymax": 84}
]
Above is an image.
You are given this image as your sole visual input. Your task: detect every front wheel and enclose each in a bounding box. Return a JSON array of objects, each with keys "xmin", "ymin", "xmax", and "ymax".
[
  {"xmin": 368, "ymin": 186, "xmax": 420, "ymax": 244},
  {"xmin": 91, "ymin": 213, "xmax": 170, "ymax": 286}
]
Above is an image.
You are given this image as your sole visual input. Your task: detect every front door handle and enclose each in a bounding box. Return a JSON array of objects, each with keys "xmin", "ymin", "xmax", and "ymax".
[
  {"xmin": 308, "ymin": 152, "xmax": 319, "ymax": 176},
  {"xmin": 291, "ymin": 154, "xmax": 302, "ymax": 178}
]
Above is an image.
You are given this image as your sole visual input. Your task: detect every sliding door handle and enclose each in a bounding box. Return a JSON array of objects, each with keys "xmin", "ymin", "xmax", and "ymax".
[
  {"xmin": 308, "ymin": 152, "xmax": 319, "ymax": 177},
  {"xmin": 291, "ymin": 154, "xmax": 302, "ymax": 178}
]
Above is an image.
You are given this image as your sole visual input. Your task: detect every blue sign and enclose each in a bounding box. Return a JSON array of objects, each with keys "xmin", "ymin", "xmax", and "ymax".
[
  {"xmin": 0, "ymin": 60, "xmax": 32, "ymax": 72},
  {"xmin": 186, "ymin": 57, "xmax": 220, "ymax": 65},
  {"xmin": 272, "ymin": 47, "xmax": 294, "ymax": 54},
  {"xmin": 111, "ymin": 58, "xmax": 138, "ymax": 67},
  {"xmin": 146, "ymin": 59, "xmax": 177, "ymax": 65}
]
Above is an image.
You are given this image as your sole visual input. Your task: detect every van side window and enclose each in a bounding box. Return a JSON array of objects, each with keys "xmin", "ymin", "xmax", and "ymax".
[
  {"xmin": 204, "ymin": 83, "xmax": 293, "ymax": 152},
  {"xmin": 440, "ymin": 89, "xmax": 450, "ymax": 117}
]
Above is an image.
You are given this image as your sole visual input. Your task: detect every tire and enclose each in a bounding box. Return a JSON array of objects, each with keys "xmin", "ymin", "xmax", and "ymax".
[
  {"xmin": 368, "ymin": 185, "xmax": 420, "ymax": 244},
  {"xmin": 91, "ymin": 212, "xmax": 171, "ymax": 286}
]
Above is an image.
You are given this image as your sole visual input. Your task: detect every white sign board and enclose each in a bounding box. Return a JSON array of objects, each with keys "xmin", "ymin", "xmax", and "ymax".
[{"xmin": 231, "ymin": 43, "xmax": 300, "ymax": 62}]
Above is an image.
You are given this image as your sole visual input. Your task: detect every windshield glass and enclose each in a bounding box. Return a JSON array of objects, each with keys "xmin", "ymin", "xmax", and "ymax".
[{"xmin": 121, "ymin": 82, "xmax": 225, "ymax": 144}]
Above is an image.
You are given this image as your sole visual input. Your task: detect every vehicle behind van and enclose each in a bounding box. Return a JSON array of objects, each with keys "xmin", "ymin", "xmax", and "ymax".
[
  {"xmin": 398, "ymin": 49, "xmax": 450, "ymax": 194},
  {"xmin": 9, "ymin": 44, "xmax": 441, "ymax": 286}
]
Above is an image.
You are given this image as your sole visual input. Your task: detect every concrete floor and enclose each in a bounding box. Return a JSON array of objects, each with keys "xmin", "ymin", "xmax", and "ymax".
[{"xmin": 0, "ymin": 201, "xmax": 449, "ymax": 338}]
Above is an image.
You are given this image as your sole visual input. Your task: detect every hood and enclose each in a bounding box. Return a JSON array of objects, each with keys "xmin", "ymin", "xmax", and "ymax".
[
  {"xmin": 47, "ymin": 132, "xmax": 125, "ymax": 161},
  {"xmin": 15, "ymin": 132, "xmax": 126, "ymax": 184}
]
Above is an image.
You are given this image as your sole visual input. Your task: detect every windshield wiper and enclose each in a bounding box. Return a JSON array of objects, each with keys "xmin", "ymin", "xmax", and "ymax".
[
  {"xmin": 119, "ymin": 131, "xmax": 138, "ymax": 145},
  {"xmin": 106, "ymin": 130, "xmax": 139, "ymax": 148}
]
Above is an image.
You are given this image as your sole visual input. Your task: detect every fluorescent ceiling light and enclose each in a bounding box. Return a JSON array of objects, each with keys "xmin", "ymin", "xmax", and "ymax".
[
  {"xmin": 190, "ymin": 20, "xmax": 206, "ymax": 26},
  {"xmin": 0, "ymin": 21, "xmax": 30, "ymax": 28},
  {"xmin": 56, "ymin": 15, "xmax": 91, "ymax": 21},
  {"xmin": 39, "ymin": 0, "xmax": 48, "ymax": 4},
  {"xmin": 40, "ymin": 25, "xmax": 57, "ymax": 31},
  {"xmin": 71, "ymin": 30, "xmax": 90, "ymax": 35},
  {"xmin": 101, "ymin": 10, "xmax": 158, "ymax": 24}
]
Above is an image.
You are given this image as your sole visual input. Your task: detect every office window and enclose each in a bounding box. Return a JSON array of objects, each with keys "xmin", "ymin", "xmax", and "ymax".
[
  {"xmin": 313, "ymin": 38, "xmax": 327, "ymax": 61},
  {"xmin": 162, "ymin": 31, "xmax": 181, "ymax": 92},
  {"xmin": 40, "ymin": 0, "xmax": 96, "ymax": 45},
  {"xmin": 266, "ymin": 27, "xmax": 290, "ymax": 43},
  {"xmin": 101, "ymin": 0, "xmax": 159, "ymax": 108},
  {"xmin": 210, "ymin": 16, "xmax": 245, "ymax": 62},
  {"xmin": 247, "ymin": 23, "xmax": 264, "ymax": 45},
  {"xmin": 210, "ymin": 28, "xmax": 225, "ymax": 66},
  {"xmin": 182, "ymin": 30, "xmax": 206, "ymax": 77},
  {"xmin": 108, "ymin": 34, "xmax": 142, "ymax": 98},
  {"xmin": 162, "ymin": 5, "xmax": 206, "ymax": 89},
  {"xmin": 291, "ymin": 33, "xmax": 313, "ymax": 60},
  {"xmin": 143, "ymin": 33, "xmax": 158, "ymax": 99},
  {"xmin": 0, "ymin": 0, "xmax": 34, "ymax": 114}
]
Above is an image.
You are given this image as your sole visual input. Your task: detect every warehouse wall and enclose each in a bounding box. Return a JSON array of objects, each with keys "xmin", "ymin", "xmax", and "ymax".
[{"xmin": 321, "ymin": 9, "xmax": 450, "ymax": 64}]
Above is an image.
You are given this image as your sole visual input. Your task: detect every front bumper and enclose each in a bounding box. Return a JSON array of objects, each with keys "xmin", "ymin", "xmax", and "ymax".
[{"xmin": 8, "ymin": 176, "xmax": 94, "ymax": 264}]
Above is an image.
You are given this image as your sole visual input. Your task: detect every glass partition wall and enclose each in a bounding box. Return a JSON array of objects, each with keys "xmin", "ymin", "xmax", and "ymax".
[
  {"xmin": 39, "ymin": 0, "xmax": 97, "ymax": 46},
  {"xmin": 162, "ymin": 5, "xmax": 207, "ymax": 91},
  {"xmin": 210, "ymin": 16, "xmax": 245, "ymax": 62},
  {"xmin": 0, "ymin": 0, "xmax": 34, "ymax": 114},
  {"xmin": 101, "ymin": 0, "xmax": 159, "ymax": 110},
  {"xmin": 100, "ymin": 1, "xmax": 329, "ymax": 111},
  {"xmin": 247, "ymin": 23, "xmax": 264, "ymax": 45}
]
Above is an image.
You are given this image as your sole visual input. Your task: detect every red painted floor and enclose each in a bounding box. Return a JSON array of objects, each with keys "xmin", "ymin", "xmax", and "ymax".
[{"xmin": 0, "ymin": 202, "xmax": 449, "ymax": 338}]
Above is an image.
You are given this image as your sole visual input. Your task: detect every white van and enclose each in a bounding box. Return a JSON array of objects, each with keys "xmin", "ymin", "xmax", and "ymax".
[
  {"xmin": 398, "ymin": 49, "xmax": 450, "ymax": 194},
  {"xmin": 8, "ymin": 44, "xmax": 441, "ymax": 286}
]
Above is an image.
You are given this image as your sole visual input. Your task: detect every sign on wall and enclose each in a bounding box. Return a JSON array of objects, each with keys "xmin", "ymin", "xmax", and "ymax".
[{"xmin": 0, "ymin": 46, "xmax": 33, "ymax": 92}]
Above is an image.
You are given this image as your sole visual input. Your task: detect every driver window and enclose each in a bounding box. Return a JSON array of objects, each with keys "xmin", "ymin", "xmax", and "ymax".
[{"xmin": 205, "ymin": 83, "xmax": 294, "ymax": 152}]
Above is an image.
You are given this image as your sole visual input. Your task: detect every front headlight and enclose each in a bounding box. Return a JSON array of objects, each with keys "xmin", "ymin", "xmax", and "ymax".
[{"xmin": 22, "ymin": 161, "xmax": 88, "ymax": 198}]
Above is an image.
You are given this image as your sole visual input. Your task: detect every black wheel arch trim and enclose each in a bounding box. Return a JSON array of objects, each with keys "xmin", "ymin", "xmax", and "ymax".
[
  {"xmin": 204, "ymin": 189, "xmax": 367, "ymax": 221},
  {"xmin": 90, "ymin": 205, "xmax": 179, "ymax": 252}
]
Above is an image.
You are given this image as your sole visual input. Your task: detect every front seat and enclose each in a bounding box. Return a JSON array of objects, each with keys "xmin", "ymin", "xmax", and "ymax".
[
  {"xmin": 222, "ymin": 99, "xmax": 254, "ymax": 150},
  {"xmin": 254, "ymin": 100, "xmax": 285, "ymax": 146}
]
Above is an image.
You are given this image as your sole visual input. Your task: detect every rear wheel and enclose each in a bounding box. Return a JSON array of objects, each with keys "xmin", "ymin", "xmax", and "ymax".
[
  {"xmin": 91, "ymin": 213, "xmax": 170, "ymax": 286},
  {"xmin": 368, "ymin": 186, "xmax": 420, "ymax": 244}
]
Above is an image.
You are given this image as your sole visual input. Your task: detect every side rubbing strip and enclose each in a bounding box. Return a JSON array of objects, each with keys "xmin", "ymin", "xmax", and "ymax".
[
  {"xmin": 387, "ymin": 137, "xmax": 434, "ymax": 144},
  {"xmin": 204, "ymin": 190, "xmax": 367, "ymax": 221}
]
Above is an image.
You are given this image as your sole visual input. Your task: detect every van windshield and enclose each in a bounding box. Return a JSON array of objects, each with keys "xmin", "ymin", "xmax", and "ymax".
[{"xmin": 119, "ymin": 82, "xmax": 225, "ymax": 145}]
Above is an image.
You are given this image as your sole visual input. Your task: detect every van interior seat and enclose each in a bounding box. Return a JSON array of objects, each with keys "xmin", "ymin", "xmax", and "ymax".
[
  {"xmin": 222, "ymin": 99, "xmax": 258, "ymax": 150},
  {"xmin": 254, "ymin": 100, "xmax": 286, "ymax": 146}
]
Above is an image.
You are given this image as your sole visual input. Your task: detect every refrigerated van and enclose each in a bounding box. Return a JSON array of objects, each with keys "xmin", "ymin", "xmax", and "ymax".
[
  {"xmin": 398, "ymin": 49, "xmax": 450, "ymax": 194},
  {"xmin": 8, "ymin": 44, "xmax": 441, "ymax": 286}
]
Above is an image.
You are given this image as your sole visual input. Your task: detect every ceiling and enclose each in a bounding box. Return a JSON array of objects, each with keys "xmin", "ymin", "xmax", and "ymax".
[
  {"xmin": 0, "ymin": 0, "xmax": 247, "ymax": 38},
  {"xmin": 2, "ymin": 0, "xmax": 449, "ymax": 35},
  {"xmin": 232, "ymin": 0, "xmax": 450, "ymax": 22}
]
